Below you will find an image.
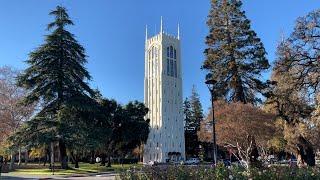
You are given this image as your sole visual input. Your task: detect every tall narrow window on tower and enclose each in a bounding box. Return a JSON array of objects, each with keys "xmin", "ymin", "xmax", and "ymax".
[
  {"xmin": 166, "ymin": 46, "xmax": 178, "ymax": 78},
  {"xmin": 170, "ymin": 59, "xmax": 174, "ymax": 76},
  {"xmin": 167, "ymin": 59, "xmax": 170, "ymax": 75},
  {"xmin": 174, "ymin": 61, "xmax": 177, "ymax": 78}
]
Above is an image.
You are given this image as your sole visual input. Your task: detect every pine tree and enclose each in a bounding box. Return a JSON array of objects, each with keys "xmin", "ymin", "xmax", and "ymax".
[
  {"xmin": 203, "ymin": 0, "xmax": 270, "ymax": 104},
  {"xmin": 17, "ymin": 6, "xmax": 95, "ymax": 169},
  {"xmin": 184, "ymin": 98, "xmax": 197, "ymax": 158},
  {"xmin": 184, "ymin": 98, "xmax": 193, "ymax": 131},
  {"xmin": 184, "ymin": 87, "xmax": 204, "ymax": 158},
  {"xmin": 190, "ymin": 85, "xmax": 203, "ymax": 131}
]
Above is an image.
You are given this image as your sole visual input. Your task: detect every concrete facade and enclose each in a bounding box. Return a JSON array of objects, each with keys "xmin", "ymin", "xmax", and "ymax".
[{"xmin": 143, "ymin": 21, "xmax": 185, "ymax": 163}]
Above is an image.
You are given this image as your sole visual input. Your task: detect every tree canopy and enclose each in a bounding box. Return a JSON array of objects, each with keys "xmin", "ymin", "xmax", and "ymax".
[
  {"xmin": 16, "ymin": 6, "xmax": 100, "ymax": 169},
  {"xmin": 184, "ymin": 86, "xmax": 204, "ymax": 158},
  {"xmin": 203, "ymin": 0, "xmax": 270, "ymax": 104},
  {"xmin": 266, "ymin": 9, "xmax": 320, "ymax": 166},
  {"xmin": 199, "ymin": 100, "xmax": 275, "ymax": 169}
]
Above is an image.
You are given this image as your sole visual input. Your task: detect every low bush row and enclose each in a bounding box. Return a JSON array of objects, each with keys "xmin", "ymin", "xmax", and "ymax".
[{"xmin": 119, "ymin": 164, "xmax": 320, "ymax": 180}]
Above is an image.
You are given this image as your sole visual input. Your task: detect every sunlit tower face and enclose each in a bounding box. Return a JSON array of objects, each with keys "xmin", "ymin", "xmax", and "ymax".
[{"xmin": 143, "ymin": 18, "xmax": 185, "ymax": 163}]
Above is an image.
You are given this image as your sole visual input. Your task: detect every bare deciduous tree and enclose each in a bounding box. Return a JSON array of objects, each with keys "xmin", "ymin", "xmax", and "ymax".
[
  {"xmin": 0, "ymin": 66, "xmax": 35, "ymax": 169},
  {"xmin": 198, "ymin": 100, "xmax": 275, "ymax": 169}
]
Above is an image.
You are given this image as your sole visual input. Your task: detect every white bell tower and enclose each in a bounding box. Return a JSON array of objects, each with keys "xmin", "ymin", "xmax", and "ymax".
[{"xmin": 143, "ymin": 18, "xmax": 185, "ymax": 163}]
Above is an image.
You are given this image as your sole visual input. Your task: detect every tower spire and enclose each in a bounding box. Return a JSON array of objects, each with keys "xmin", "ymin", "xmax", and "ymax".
[
  {"xmin": 177, "ymin": 23, "xmax": 180, "ymax": 40},
  {"xmin": 145, "ymin": 25, "xmax": 148, "ymax": 42},
  {"xmin": 160, "ymin": 16, "xmax": 163, "ymax": 34}
]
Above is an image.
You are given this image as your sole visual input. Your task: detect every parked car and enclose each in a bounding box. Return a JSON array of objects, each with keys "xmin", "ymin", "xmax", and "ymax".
[
  {"xmin": 171, "ymin": 160, "xmax": 184, "ymax": 165},
  {"xmin": 185, "ymin": 158, "xmax": 200, "ymax": 165}
]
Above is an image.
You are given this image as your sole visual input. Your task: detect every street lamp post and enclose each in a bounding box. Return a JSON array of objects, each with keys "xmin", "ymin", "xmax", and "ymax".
[
  {"xmin": 205, "ymin": 73, "xmax": 217, "ymax": 166},
  {"xmin": 51, "ymin": 141, "xmax": 54, "ymax": 175}
]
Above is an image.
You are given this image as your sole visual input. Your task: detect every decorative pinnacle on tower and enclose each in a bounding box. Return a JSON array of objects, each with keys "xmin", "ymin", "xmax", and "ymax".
[
  {"xmin": 177, "ymin": 23, "xmax": 180, "ymax": 40},
  {"xmin": 145, "ymin": 17, "xmax": 180, "ymax": 39},
  {"xmin": 160, "ymin": 16, "xmax": 163, "ymax": 33},
  {"xmin": 145, "ymin": 25, "xmax": 148, "ymax": 42}
]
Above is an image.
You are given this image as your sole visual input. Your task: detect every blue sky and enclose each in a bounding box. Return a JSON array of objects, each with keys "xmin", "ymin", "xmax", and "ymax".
[{"xmin": 0, "ymin": 0, "xmax": 319, "ymax": 113}]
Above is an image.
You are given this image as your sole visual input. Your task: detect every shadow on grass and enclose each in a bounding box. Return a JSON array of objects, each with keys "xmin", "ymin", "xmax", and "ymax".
[
  {"xmin": 0, "ymin": 176, "xmax": 36, "ymax": 180},
  {"xmin": 3, "ymin": 163, "xmax": 138, "ymax": 176}
]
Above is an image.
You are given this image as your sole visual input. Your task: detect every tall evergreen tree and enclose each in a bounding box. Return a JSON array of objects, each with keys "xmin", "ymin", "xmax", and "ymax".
[
  {"xmin": 203, "ymin": 0, "xmax": 270, "ymax": 104},
  {"xmin": 99, "ymin": 99, "xmax": 149, "ymax": 166},
  {"xmin": 184, "ymin": 98, "xmax": 193, "ymax": 131},
  {"xmin": 184, "ymin": 86, "xmax": 204, "ymax": 158},
  {"xmin": 17, "ymin": 6, "xmax": 95, "ymax": 169},
  {"xmin": 184, "ymin": 98, "xmax": 197, "ymax": 158},
  {"xmin": 190, "ymin": 85, "xmax": 203, "ymax": 131}
]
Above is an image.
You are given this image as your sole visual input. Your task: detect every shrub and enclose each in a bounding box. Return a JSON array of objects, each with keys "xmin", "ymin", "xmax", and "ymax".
[{"xmin": 119, "ymin": 165, "xmax": 320, "ymax": 180}]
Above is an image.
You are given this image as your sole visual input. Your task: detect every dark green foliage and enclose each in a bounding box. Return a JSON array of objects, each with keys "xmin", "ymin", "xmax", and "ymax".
[
  {"xmin": 203, "ymin": 0, "xmax": 270, "ymax": 104},
  {"xmin": 17, "ymin": 6, "xmax": 94, "ymax": 107},
  {"xmin": 120, "ymin": 165, "xmax": 320, "ymax": 180},
  {"xmin": 190, "ymin": 86, "xmax": 204, "ymax": 132},
  {"xmin": 183, "ymin": 98, "xmax": 193, "ymax": 132},
  {"xmin": 100, "ymin": 99, "xmax": 149, "ymax": 162},
  {"xmin": 184, "ymin": 97, "xmax": 198, "ymax": 158},
  {"xmin": 184, "ymin": 86, "xmax": 204, "ymax": 158},
  {"xmin": 16, "ymin": 6, "xmax": 96, "ymax": 169}
]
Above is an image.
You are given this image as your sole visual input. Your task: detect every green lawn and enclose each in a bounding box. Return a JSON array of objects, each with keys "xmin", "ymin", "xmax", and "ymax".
[{"xmin": 6, "ymin": 163, "xmax": 142, "ymax": 176}]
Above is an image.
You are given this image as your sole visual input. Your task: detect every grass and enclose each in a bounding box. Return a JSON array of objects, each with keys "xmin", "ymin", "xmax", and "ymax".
[
  {"xmin": 78, "ymin": 163, "xmax": 143, "ymax": 173},
  {"xmin": 5, "ymin": 162, "xmax": 142, "ymax": 176}
]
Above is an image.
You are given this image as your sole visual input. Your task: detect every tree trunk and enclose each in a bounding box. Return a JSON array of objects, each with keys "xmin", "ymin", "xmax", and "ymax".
[
  {"xmin": 59, "ymin": 139, "xmax": 68, "ymax": 169},
  {"xmin": 44, "ymin": 148, "xmax": 50, "ymax": 167},
  {"xmin": 138, "ymin": 145, "xmax": 141, "ymax": 162},
  {"xmin": 9, "ymin": 151, "xmax": 14, "ymax": 171},
  {"xmin": 18, "ymin": 147, "xmax": 21, "ymax": 166},
  {"xmin": 90, "ymin": 150, "xmax": 95, "ymax": 164},
  {"xmin": 107, "ymin": 155, "xmax": 111, "ymax": 167},
  {"xmin": 248, "ymin": 135, "xmax": 260, "ymax": 168},
  {"xmin": 51, "ymin": 142, "xmax": 54, "ymax": 170},
  {"xmin": 25, "ymin": 149, "xmax": 29, "ymax": 165},
  {"xmin": 70, "ymin": 151, "xmax": 79, "ymax": 168},
  {"xmin": 75, "ymin": 160, "xmax": 79, "ymax": 168},
  {"xmin": 100, "ymin": 153, "xmax": 106, "ymax": 166},
  {"xmin": 44, "ymin": 155, "xmax": 47, "ymax": 167},
  {"xmin": 296, "ymin": 136, "xmax": 315, "ymax": 166}
]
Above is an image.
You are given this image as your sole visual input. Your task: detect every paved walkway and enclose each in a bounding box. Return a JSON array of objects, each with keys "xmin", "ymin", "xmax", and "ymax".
[{"xmin": 0, "ymin": 172, "xmax": 118, "ymax": 180}]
